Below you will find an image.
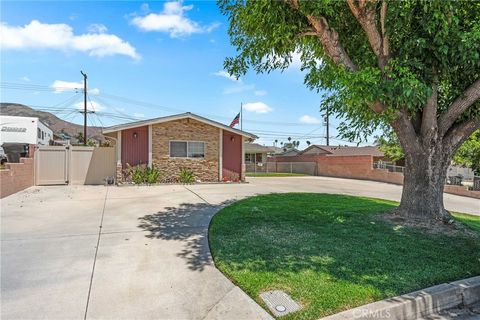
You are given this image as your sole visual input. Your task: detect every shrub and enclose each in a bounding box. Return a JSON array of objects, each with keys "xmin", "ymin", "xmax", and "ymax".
[
  {"xmin": 144, "ymin": 166, "xmax": 161, "ymax": 184},
  {"xmin": 126, "ymin": 164, "xmax": 162, "ymax": 185},
  {"xmin": 179, "ymin": 168, "xmax": 195, "ymax": 184},
  {"xmin": 130, "ymin": 165, "xmax": 145, "ymax": 184}
]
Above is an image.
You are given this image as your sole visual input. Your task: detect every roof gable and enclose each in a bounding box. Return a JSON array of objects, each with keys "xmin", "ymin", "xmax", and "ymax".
[
  {"xmin": 299, "ymin": 145, "xmax": 334, "ymax": 155},
  {"xmin": 103, "ymin": 112, "xmax": 257, "ymax": 139}
]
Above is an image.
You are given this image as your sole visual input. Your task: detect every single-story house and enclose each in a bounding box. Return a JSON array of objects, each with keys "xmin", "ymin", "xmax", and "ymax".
[
  {"xmin": 299, "ymin": 145, "xmax": 386, "ymax": 161},
  {"xmin": 103, "ymin": 112, "xmax": 257, "ymax": 182},
  {"xmin": 244, "ymin": 143, "xmax": 283, "ymax": 164},
  {"xmin": 273, "ymin": 148, "xmax": 300, "ymax": 157}
]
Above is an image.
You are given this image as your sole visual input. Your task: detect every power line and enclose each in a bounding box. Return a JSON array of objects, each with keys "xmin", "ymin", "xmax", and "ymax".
[
  {"xmin": 2, "ymin": 81, "xmax": 323, "ymax": 127},
  {"xmin": 96, "ymin": 91, "xmax": 322, "ymax": 127},
  {"xmin": 0, "ymin": 82, "xmax": 82, "ymax": 93}
]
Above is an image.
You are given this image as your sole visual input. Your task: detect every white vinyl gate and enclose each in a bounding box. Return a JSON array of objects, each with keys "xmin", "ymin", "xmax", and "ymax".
[{"xmin": 35, "ymin": 146, "xmax": 115, "ymax": 186}]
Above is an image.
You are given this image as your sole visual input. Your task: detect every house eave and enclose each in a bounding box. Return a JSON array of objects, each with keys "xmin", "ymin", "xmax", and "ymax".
[{"xmin": 102, "ymin": 112, "xmax": 258, "ymax": 140}]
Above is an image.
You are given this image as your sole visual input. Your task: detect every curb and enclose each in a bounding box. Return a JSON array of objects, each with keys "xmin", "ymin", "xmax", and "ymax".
[{"xmin": 320, "ymin": 276, "xmax": 480, "ymax": 320}]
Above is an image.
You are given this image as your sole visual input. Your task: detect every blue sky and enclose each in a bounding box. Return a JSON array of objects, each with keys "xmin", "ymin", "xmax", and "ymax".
[{"xmin": 1, "ymin": 1, "xmax": 369, "ymax": 147}]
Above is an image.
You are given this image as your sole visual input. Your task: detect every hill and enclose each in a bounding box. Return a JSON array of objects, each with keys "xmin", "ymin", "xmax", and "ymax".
[{"xmin": 0, "ymin": 103, "xmax": 104, "ymax": 142}]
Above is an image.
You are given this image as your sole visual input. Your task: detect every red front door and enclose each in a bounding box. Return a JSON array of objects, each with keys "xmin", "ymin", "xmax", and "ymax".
[
  {"xmin": 222, "ymin": 131, "xmax": 242, "ymax": 180},
  {"xmin": 121, "ymin": 126, "xmax": 148, "ymax": 168}
]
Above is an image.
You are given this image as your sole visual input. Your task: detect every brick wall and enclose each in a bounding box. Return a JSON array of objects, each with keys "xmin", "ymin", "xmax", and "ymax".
[
  {"xmin": 1, "ymin": 158, "xmax": 34, "ymax": 198},
  {"xmin": 444, "ymin": 185, "xmax": 480, "ymax": 199},
  {"xmin": 270, "ymin": 154, "xmax": 479, "ymax": 198},
  {"xmin": 151, "ymin": 118, "xmax": 220, "ymax": 182},
  {"xmin": 318, "ymin": 155, "xmax": 405, "ymax": 185}
]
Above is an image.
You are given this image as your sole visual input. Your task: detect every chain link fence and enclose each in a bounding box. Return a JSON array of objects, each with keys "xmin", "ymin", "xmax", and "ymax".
[
  {"xmin": 373, "ymin": 161, "xmax": 479, "ymax": 191},
  {"xmin": 246, "ymin": 162, "xmax": 317, "ymax": 175},
  {"xmin": 372, "ymin": 161, "xmax": 405, "ymax": 173}
]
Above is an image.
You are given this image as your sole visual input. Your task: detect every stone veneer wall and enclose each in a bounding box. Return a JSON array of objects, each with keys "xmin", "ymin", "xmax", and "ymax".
[{"xmin": 151, "ymin": 118, "xmax": 220, "ymax": 182}]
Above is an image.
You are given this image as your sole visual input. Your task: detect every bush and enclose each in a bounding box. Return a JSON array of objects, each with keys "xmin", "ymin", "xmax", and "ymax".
[
  {"xmin": 179, "ymin": 168, "xmax": 195, "ymax": 184},
  {"xmin": 144, "ymin": 166, "xmax": 161, "ymax": 184},
  {"xmin": 126, "ymin": 164, "xmax": 161, "ymax": 185}
]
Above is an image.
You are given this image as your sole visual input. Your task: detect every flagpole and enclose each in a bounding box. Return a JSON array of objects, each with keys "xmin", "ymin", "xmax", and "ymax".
[{"xmin": 240, "ymin": 102, "xmax": 243, "ymax": 130}]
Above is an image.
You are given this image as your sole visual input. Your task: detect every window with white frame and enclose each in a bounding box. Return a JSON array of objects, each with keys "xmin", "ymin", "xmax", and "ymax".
[
  {"xmin": 170, "ymin": 141, "xmax": 205, "ymax": 158},
  {"xmin": 245, "ymin": 153, "xmax": 254, "ymax": 164}
]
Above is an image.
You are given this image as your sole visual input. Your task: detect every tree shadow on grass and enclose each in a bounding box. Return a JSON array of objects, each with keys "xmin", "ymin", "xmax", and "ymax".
[
  {"xmin": 137, "ymin": 200, "xmax": 233, "ymax": 272},
  {"xmin": 208, "ymin": 194, "xmax": 480, "ymax": 302}
]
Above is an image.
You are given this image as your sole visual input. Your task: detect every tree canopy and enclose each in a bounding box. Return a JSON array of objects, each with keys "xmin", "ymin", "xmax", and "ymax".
[
  {"xmin": 219, "ymin": 0, "xmax": 480, "ymax": 221},
  {"xmin": 219, "ymin": 0, "xmax": 480, "ymax": 141}
]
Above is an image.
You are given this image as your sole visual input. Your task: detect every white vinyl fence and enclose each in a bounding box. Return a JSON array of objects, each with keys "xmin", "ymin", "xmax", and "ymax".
[{"xmin": 35, "ymin": 146, "xmax": 116, "ymax": 185}]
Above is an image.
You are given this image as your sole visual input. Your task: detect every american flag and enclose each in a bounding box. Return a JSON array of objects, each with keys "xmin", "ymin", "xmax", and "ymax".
[{"xmin": 229, "ymin": 112, "xmax": 240, "ymax": 128}]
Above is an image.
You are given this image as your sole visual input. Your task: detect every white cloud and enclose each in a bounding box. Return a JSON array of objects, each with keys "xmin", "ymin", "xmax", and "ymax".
[
  {"xmin": 213, "ymin": 70, "xmax": 267, "ymax": 96},
  {"xmin": 133, "ymin": 112, "xmax": 145, "ymax": 118},
  {"xmin": 51, "ymin": 80, "xmax": 100, "ymax": 95},
  {"xmin": 0, "ymin": 20, "xmax": 140, "ymax": 60},
  {"xmin": 289, "ymin": 51, "xmax": 302, "ymax": 70},
  {"xmin": 254, "ymin": 90, "xmax": 267, "ymax": 96},
  {"xmin": 213, "ymin": 70, "xmax": 241, "ymax": 83},
  {"xmin": 21, "ymin": 76, "xmax": 31, "ymax": 82},
  {"xmin": 51, "ymin": 80, "xmax": 82, "ymax": 93},
  {"xmin": 299, "ymin": 115, "xmax": 322, "ymax": 124},
  {"xmin": 131, "ymin": 1, "xmax": 219, "ymax": 38},
  {"xmin": 89, "ymin": 88, "xmax": 100, "ymax": 95},
  {"xmin": 87, "ymin": 23, "xmax": 108, "ymax": 34},
  {"xmin": 243, "ymin": 102, "xmax": 273, "ymax": 114},
  {"xmin": 74, "ymin": 100, "xmax": 104, "ymax": 112}
]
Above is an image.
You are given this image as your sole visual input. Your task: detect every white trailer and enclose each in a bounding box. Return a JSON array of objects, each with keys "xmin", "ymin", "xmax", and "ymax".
[{"xmin": 0, "ymin": 115, "xmax": 53, "ymax": 145}]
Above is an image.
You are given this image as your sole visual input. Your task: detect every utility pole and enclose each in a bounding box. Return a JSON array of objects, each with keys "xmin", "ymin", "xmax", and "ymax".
[{"xmin": 80, "ymin": 71, "xmax": 87, "ymax": 146}]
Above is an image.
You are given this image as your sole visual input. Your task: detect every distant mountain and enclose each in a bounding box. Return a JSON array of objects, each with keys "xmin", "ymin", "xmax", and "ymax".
[{"xmin": 0, "ymin": 103, "xmax": 104, "ymax": 142}]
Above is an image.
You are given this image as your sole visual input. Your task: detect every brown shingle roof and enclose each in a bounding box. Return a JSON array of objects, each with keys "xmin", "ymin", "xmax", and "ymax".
[
  {"xmin": 244, "ymin": 143, "xmax": 278, "ymax": 153},
  {"xmin": 304, "ymin": 145, "xmax": 384, "ymax": 157}
]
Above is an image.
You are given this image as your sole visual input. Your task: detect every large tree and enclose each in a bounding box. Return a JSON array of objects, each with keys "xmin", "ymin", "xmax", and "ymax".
[{"xmin": 219, "ymin": 0, "xmax": 480, "ymax": 222}]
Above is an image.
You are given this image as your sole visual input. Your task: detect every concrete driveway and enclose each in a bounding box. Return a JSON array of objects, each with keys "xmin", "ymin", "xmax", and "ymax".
[{"xmin": 1, "ymin": 176, "xmax": 478, "ymax": 320}]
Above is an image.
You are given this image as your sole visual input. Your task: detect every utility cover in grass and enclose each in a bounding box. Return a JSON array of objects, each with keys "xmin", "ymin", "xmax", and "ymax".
[{"xmin": 260, "ymin": 290, "xmax": 301, "ymax": 317}]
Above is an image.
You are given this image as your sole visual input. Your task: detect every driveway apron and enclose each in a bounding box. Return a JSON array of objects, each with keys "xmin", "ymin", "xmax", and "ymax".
[{"xmin": 1, "ymin": 177, "xmax": 478, "ymax": 320}]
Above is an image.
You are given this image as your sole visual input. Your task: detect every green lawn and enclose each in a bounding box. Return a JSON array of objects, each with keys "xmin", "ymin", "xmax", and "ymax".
[
  {"xmin": 452, "ymin": 212, "xmax": 480, "ymax": 232},
  {"xmin": 209, "ymin": 193, "xmax": 480, "ymax": 319},
  {"xmin": 246, "ymin": 172, "xmax": 307, "ymax": 177}
]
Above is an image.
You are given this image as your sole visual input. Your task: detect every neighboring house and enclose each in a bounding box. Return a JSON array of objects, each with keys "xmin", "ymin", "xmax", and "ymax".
[
  {"xmin": 244, "ymin": 143, "xmax": 281, "ymax": 164},
  {"xmin": 275, "ymin": 148, "xmax": 300, "ymax": 157},
  {"xmin": 52, "ymin": 131, "xmax": 72, "ymax": 145},
  {"xmin": 300, "ymin": 145, "xmax": 386, "ymax": 161},
  {"xmin": 103, "ymin": 112, "xmax": 257, "ymax": 182}
]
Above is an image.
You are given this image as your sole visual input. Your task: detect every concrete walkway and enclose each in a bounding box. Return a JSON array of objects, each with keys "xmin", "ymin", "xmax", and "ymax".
[{"xmin": 1, "ymin": 177, "xmax": 478, "ymax": 320}]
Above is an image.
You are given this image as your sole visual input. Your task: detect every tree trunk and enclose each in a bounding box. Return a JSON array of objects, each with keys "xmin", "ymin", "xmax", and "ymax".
[{"xmin": 394, "ymin": 143, "xmax": 453, "ymax": 222}]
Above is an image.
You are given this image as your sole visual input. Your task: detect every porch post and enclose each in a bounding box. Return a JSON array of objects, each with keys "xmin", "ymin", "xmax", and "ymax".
[
  {"xmin": 116, "ymin": 131, "xmax": 122, "ymax": 163},
  {"xmin": 148, "ymin": 125, "xmax": 153, "ymax": 167},
  {"xmin": 241, "ymin": 136, "xmax": 245, "ymax": 181},
  {"xmin": 116, "ymin": 130, "xmax": 123, "ymax": 184},
  {"xmin": 219, "ymin": 129, "xmax": 223, "ymax": 181}
]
